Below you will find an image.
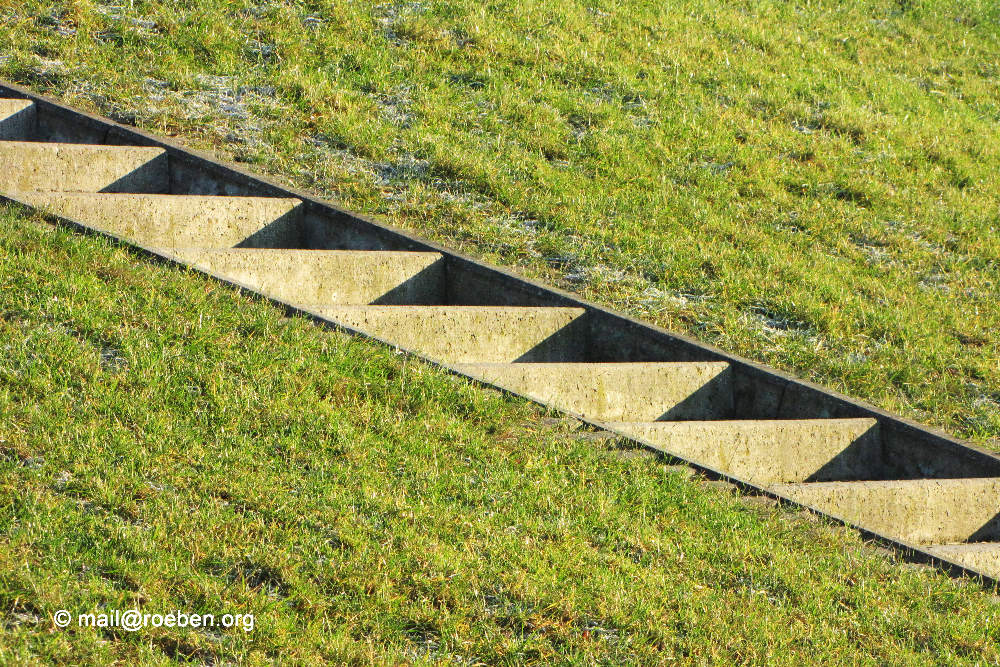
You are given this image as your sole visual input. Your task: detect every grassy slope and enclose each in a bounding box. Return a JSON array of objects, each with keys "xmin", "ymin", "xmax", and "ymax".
[
  {"xmin": 2, "ymin": 207, "xmax": 1000, "ymax": 663},
  {"xmin": 0, "ymin": 0, "xmax": 996, "ymax": 446},
  {"xmin": 1, "ymin": 0, "xmax": 1000, "ymax": 663}
]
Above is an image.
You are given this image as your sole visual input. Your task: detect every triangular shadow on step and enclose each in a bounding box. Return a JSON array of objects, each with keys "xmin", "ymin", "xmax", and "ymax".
[
  {"xmin": 654, "ymin": 366, "xmax": 735, "ymax": 421},
  {"xmin": 0, "ymin": 103, "xmax": 37, "ymax": 140},
  {"xmin": 234, "ymin": 208, "xmax": 307, "ymax": 249},
  {"xmin": 801, "ymin": 422, "xmax": 884, "ymax": 482},
  {"xmin": 97, "ymin": 161, "xmax": 170, "ymax": 195},
  {"xmin": 511, "ymin": 315, "xmax": 591, "ymax": 363},
  {"xmin": 968, "ymin": 515, "xmax": 1000, "ymax": 542},
  {"xmin": 370, "ymin": 259, "xmax": 447, "ymax": 305}
]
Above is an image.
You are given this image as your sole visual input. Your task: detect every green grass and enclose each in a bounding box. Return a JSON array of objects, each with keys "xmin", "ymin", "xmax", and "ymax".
[
  {"xmin": 2, "ymin": 205, "xmax": 1000, "ymax": 663},
  {"xmin": 2, "ymin": 0, "xmax": 1000, "ymax": 663},
  {"xmin": 0, "ymin": 0, "xmax": 996, "ymax": 447}
]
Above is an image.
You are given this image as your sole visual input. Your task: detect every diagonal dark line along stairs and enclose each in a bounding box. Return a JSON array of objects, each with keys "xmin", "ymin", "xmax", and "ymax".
[{"xmin": 2, "ymin": 86, "xmax": 1000, "ymax": 585}]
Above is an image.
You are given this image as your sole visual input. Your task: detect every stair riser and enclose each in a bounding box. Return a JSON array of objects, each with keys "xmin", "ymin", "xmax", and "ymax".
[
  {"xmin": 316, "ymin": 307, "xmax": 589, "ymax": 364},
  {"xmin": 8, "ymin": 192, "xmax": 304, "ymax": 249},
  {"xmin": 179, "ymin": 250, "xmax": 446, "ymax": 305},
  {"xmin": 454, "ymin": 362, "xmax": 734, "ymax": 421},
  {"xmin": 0, "ymin": 143, "xmax": 169, "ymax": 194},
  {"xmin": 773, "ymin": 479, "xmax": 1000, "ymax": 544},
  {"xmin": 614, "ymin": 420, "xmax": 881, "ymax": 484}
]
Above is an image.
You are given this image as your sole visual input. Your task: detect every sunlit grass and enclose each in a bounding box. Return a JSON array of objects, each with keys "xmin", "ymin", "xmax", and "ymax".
[
  {"xmin": 2, "ymin": 0, "xmax": 1000, "ymax": 662},
  {"xmin": 2, "ymin": 205, "xmax": 999, "ymax": 663}
]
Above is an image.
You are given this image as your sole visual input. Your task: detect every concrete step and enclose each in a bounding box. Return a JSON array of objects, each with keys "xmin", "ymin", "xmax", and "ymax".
[
  {"xmin": 172, "ymin": 249, "xmax": 446, "ymax": 305},
  {"xmin": 771, "ymin": 478, "xmax": 1000, "ymax": 544},
  {"xmin": 0, "ymin": 142, "xmax": 167, "ymax": 193},
  {"xmin": 926, "ymin": 543, "xmax": 1000, "ymax": 579},
  {"xmin": 8, "ymin": 193, "xmax": 303, "ymax": 249},
  {"xmin": 0, "ymin": 100, "xmax": 36, "ymax": 139},
  {"xmin": 453, "ymin": 362, "xmax": 733, "ymax": 421},
  {"xmin": 314, "ymin": 306, "xmax": 587, "ymax": 363},
  {"xmin": 611, "ymin": 419, "xmax": 880, "ymax": 483}
]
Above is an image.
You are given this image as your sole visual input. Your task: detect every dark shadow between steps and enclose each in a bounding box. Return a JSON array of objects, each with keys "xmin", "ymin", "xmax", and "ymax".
[
  {"xmin": 803, "ymin": 422, "xmax": 884, "ymax": 482},
  {"xmin": 96, "ymin": 159, "xmax": 170, "ymax": 195},
  {"xmin": 0, "ymin": 103, "xmax": 37, "ymax": 140},
  {"xmin": 968, "ymin": 515, "xmax": 1000, "ymax": 542},
  {"xmin": 511, "ymin": 314, "xmax": 592, "ymax": 363},
  {"xmin": 234, "ymin": 207, "xmax": 309, "ymax": 249},
  {"xmin": 654, "ymin": 365, "xmax": 736, "ymax": 421},
  {"xmin": 303, "ymin": 207, "xmax": 431, "ymax": 251},
  {"xmin": 370, "ymin": 259, "xmax": 447, "ymax": 305}
]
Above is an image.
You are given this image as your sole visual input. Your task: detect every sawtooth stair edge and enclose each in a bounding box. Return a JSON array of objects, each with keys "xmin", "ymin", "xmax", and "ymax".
[{"xmin": 2, "ymin": 84, "xmax": 1000, "ymax": 587}]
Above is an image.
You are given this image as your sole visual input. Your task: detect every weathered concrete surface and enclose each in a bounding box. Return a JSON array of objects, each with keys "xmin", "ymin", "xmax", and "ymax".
[
  {"xmin": 926, "ymin": 543, "xmax": 1000, "ymax": 578},
  {"xmin": 10, "ymin": 193, "xmax": 303, "ymax": 248},
  {"xmin": 0, "ymin": 100, "xmax": 36, "ymax": 139},
  {"xmin": 453, "ymin": 362, "xmax": 733, "ymax": 420},
  {"xmin": 314, "ymin": 306, "xmax": 587, "ymax": 363},
  {"xmin": 0, "ymin": 142, "xmax": 167, "ymax": 193},
  {"xmin": 771, "ymin": 478, "xmax": 1000, "ymax": 544},
  {"xmin": 174, "ymin": 249, "xmax": 445, "ymax": 305},
  {"xmin": 611, "ymin": 418, "xmax": 880, "ymax": 483}
]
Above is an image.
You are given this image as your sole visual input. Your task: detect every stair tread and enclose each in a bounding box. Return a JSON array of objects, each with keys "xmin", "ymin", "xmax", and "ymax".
[
  {"xmin": 611, "ymin": 418, "xmax": 877, "ymax": 426},
  {"xmin": 927, "ymin": 542, "xmax": 1000, "ymax": 553},
  {"xmin": 456, "ymin": 361, "xmax": 726, "ymax": 369},
  {"xmin": 774, "ymin": 477, "xmax": 1000, "ymax": 491},
  {"xmin": 173, "ymin": 248, "xmax": 442, "ymax": 256},
  {"xmin": 316, "ymin": 305, "xmax": 585, "ymax": 313},
  {"xmin": 0, "ymin": 139, "xmax": 161, "ymax": 149},
  {"xmin": 0, "ymin": 99, "xmax": 34, "ymax": 112}
]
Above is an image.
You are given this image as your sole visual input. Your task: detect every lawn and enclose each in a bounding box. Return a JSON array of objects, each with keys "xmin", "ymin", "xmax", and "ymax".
[
  {"xmin": 2, "ymin": 0, "xmax": 1000, "ymax": 663},
  {"xmin": 2, "ymin": 205, "xmax": 1000, "ymax": 663}
]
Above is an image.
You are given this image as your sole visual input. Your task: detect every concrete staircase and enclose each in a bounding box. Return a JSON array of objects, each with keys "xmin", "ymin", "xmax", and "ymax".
[{"xmin": 3, "ymin": 92, "xmax": 999, "ymax": 583}]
